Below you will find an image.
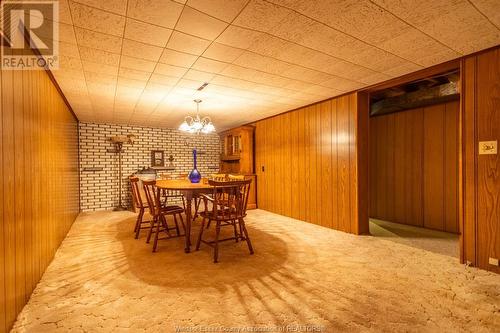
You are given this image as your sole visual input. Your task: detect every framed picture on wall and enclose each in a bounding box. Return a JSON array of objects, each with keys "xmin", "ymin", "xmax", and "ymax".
[{"xmin": 151, "ymin": 150, "xmax": 165, "ymax": 167}]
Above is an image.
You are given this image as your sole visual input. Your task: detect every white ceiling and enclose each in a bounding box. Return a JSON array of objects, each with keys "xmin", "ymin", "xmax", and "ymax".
[{"xmin": 45, "ymin": 0, "xmax": 499, "ymax": 130}]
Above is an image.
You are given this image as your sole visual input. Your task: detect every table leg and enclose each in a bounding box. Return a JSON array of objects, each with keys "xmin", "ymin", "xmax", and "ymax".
[{"xmin": 184, "ymin": 192, "xmax": 193, "ymax": 253}]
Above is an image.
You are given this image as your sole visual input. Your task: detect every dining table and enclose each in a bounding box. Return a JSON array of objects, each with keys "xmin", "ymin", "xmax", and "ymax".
[{"xmin": 155, "ymin": 179, "xmax": 213, "ymax": 253}]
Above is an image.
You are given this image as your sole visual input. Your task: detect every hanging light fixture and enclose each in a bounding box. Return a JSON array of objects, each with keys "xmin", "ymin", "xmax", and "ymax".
[{"xmin": 178, "ymin": 99, "xmax": 216, "ymax": 134}]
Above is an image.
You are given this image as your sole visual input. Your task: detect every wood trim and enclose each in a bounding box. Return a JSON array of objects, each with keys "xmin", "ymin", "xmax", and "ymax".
[
  {"xmin": 355, "ymin": 92, "xmax": 370, "ymax": 235},
  {"xmin": 362, "ymin": 59, "xmax": 460, "ymax": 93}
]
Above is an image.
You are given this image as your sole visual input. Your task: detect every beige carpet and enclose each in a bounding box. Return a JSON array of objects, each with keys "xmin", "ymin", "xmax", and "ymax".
[
  {"xmin": 12, "ymin": 210, "xmax": 500, "ymax": 332},
  {"xmin": 369, "ymin": 219, "xmax": 459, "ymax": 257}
]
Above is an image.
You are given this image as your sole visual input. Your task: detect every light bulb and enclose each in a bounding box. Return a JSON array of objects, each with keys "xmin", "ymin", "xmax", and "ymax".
[
  {"xmin": 192, "ymin": 121, "xmax": 203, "ymax": 130},
  {"xmin": 179, "ymin": 121, "xmax": 190, "ymax": 132},
  {"xmin": 205, "ymin": 122, "xmax": 215, "ymax": 132}
]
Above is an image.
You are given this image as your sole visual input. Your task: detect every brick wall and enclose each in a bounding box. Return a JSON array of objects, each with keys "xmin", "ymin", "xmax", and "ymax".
[{"xmin": 79, "ymin": 123, "xmax": 220, "ymax": 211}]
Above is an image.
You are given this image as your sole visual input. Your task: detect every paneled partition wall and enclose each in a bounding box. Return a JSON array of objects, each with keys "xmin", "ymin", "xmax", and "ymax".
[
  {"xmin": 369, "ymin": 101, "xmax": 459, "ymax": 233},
  {"xmin": 255, "ymin": 93, "xmax": 369, "ymax": 235},
  {"xmin": 0, "ymin": 54, "xmax": 80, "ymax": 330}
]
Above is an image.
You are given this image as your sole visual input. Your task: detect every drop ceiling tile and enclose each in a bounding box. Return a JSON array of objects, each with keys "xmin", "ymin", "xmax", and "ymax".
[
  {"xmin": 470, "ymin": 0, "xmax": 500, "ymax": 28},
  {"xmin": 121, "ymin": 39, "xmax": 163, "ymax": 61},
  {"xmin": 372, "ymin": 0, "xmax": 500, "ymax": 54},
  {"xmin": 210, "ymin": 75, "xmax": 257, "ymax": 90},
  {"xmin": 116, "ymin": 77, "xmax": 146, "ymax": 89},
  {"xmin": 216, "ymin": 25, "xmax": 264, "ymax": 49},
  {"xmin": 50, "ymin": 0, "xmax": 500, "ymax": 130},
  {"xmin": 118, "ymin": 67, "xmax": 152, "ymax": 81},
  {"xmin": 268, "ymin": 8, "xmax": 319, "ymax": 45},
  {"xmin": 79, "ymin": 46, "xmax": 120, "ymax": 66},
  {"xmin": 247, "ymin": 34, "xmax": 293, "ymax": 59},
  {"xmin": 167, "ymin": 31, "xmax": 211, "ymax": 55},
  {"xmin": 71, "ymin": 0, "xmax": 128, "ymax": 15},
  {"xmin": 82, "ymin": 61, "xmax": 119, "ymax": 75},
  {"xmin": 176, "ymin": 78, "xmax": 206, "ymax": 89},
  {"xmin": 120, "ymin": 55, "xmax": 157, "ymax": 72},
  {"xmin": 378, "ymin": 28, "xmax": 460, "ymax": 67},
  {"xmin": 59, "ymin": 23, "xmax": 78, "ymax": 44},
  {"xmin": 319, "ymin": 77, "xmax": 360, "ymax": 92},
  {"xmin": 359, "ymin": 72, "xmax": 392, "ymax": 85},
  {"xmin": 57, "ymin": 0, "xmax": 74, "ymax": 25},
  {"xmin": 70, "ymin": 2, "xmax": 125, "ymax": 37},
  {"xmin": 189, "ymin": 0, "xmax": 248, "ymax": 22},
  {"xmin": 281, "ymin": 66, "xmax": 332, "ymax": 85},
  {"xmin": 176, "ymin": 6, "xmax": 228, "ymax": 40},
  {"xmin": 203, "ymin": 42, "xmax": 245, "ymax": 63},
  {"xmin": 417, "ymin": 49, "xmax": 461, "ymax": 68},
  {"xmin": 59, "ymin": 55, "xmax": 83, "ymax": 70},
  {"xmin": 60, "ymin": 41, "xmax": 80, "ymax": 58},
  {"xmin": 145, "ymin": 81, "xmax": 172, "ymax": 92},
  {"xmin": 321, "ymin": 59, "xmax": 376, "ymax": 81},
  {"xmin": 349, "ymin": 47, "xmax": 416, "ymax": 73},
  {"xmin": 233, "ymin": 51, "xmax": 289, "ymax": 76},
  {"xmin": 159, "ymin": 49, "xmax": 198, "ymax": 67},
  {"xmin": 87, "ymin": 82, "xmax": 116, "ymax": 96},
  {"xmin": 150, "ymin": 73, "xmax": 180, "ymax": 86},
  {"xmin": 85, "ymin": 71, "xmax": 117, "ymax": 85},
  {"xmin": 124, "ymin": 18, "xmax": 173, "ymax": 47},
  {"xmin": 191, "ymin": 57, "xmax": 228, "ymax": 73},
  {"xmin": 382, "ymin": 62, "xmax": 423, "ymax": 78},
  {"xmin": 53, "ymin": 68, "xmax": 86, "ymax": 81},
  {"xmin": 38, "ymin": 22, "xmax": 76, "ymax": 44},
  {"xmin": 57, "ymin": 78, "xmax": 87, "ymax": 92},
  {"xmin": 127, "ymin": 0, "xmax": 183, "ymax": 28},
  {"xmin": 75, "ymin": 27, "xmax": 123, "ymax": 53},
  {"xmin": 154, "ymin": 63, "xmax": 188, "ymax": 77},
  {"xmin": 183, "ymin": 69, "xmax": 216, "ymax": 82},
  {"xmin": 116, "ymin": 85, "xmax": 144, "ymax": 99},
  {"xmin": 233, "ymin": 0, "xmax": 292, "ymax": 33}
]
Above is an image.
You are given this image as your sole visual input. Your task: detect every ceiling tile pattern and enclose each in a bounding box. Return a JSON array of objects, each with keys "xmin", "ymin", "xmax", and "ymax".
[{"xmin": 44, "ymin": 0, "xmax": 500, "ymax": 130}]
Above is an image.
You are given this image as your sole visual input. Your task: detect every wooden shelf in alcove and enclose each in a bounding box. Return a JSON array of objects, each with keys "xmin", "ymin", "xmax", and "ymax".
[{"xmin": 220, "ymin": 155, "xmax": 241, "ymax": 162}]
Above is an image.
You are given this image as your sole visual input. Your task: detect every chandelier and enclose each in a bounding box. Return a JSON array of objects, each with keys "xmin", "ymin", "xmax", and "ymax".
[{"xmin": 178, "ymin": 99, "xmax": 215, "ymax": 134}]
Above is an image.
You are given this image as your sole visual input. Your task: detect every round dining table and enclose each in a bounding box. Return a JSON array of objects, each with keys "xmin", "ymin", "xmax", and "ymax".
[{"xmin": 155, "ymin": 179, "xmax": 213, "ymax": 253}]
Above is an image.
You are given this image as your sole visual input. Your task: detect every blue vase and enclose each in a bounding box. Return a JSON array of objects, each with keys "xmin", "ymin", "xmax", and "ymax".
[{"xmin": 188, "ymin": 149, "xmax": 201, "ymax": 183}]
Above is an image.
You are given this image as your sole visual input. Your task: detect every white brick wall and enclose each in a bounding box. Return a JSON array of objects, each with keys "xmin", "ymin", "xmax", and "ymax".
[{"xmin": 79, "ymin": 122, "xmax": 220, "ymax": 211}]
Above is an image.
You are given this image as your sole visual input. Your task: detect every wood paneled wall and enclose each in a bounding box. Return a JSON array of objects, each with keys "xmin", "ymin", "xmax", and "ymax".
[
  {"xmin": 0, "ymin": 49, "xmax": 80, "ymax": 331},
  {"xmin": 369, "ymin": 101, "xmax": 459, "ymax": 233},
  {"xmin": 255, "ymin": 92, "xmax": 369, "ymax": 235},
  {"xmin": 462, "ymin": 47, "xmax": 500, "ymax": 273}
]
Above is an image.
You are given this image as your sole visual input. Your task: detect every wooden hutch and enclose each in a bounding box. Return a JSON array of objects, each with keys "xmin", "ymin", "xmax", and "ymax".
[{"xmin": 219, "ymin": 125, "xmax": 257, "ymax": 209}]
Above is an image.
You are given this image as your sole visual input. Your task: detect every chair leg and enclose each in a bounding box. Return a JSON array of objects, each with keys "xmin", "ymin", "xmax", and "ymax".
[
  {"xmin": 134, "ymin": 210, "xmax": 140, "ymax": 232},
  {"xmin": 146, "ymin": 216, "xmax": 156, "ymax": 244},
  {"xmin": 161, "ymin": 215, "xmax": 171, "ymax": 237},
  {"xmin": 239, "ymin": 218, "xmax": 254, "ymax": 255},
  {"xmin": 134, "ymin": 209, "xmax": 144, "ymax": 239},
  {"xmin": 196, "ymin": 217, "xmax": 207, "ymax": 251},
  {"xmin": 232, "ymin": 219, "xmax": 238, "ymax": 242},
  {"xmin": 213, "ymin": 221, "xmax": 221, "ymax": 263},
  {"xmin": 206, "ymin": 220, "xmax": 211, "ymax": 229},
  {"xmin": 174, "ymin": 214, "xmax": 180, "ymax": 236},
  {"xmin": 153, "ymin": 216, "xmax": 161, "ymax": 252}
]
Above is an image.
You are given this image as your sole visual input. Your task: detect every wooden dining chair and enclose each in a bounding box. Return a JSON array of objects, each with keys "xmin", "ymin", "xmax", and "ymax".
[
  {"xmin": 161, "ymin": 174, "xmax": 187, "ymax": 210},
  {"xmin": 210, "ymin": 173, "xmax": 227, "ymax": 181},
  {"xmin": 196, "ymin": 179, "xmax": 254, "ymax": 263},
  {"xmin": 142, "ymin": 180, "xmax": 185, "ymax": 252},
  {"xmin": 130, "ymin": 176, "xmax": 151, "ymax": 239},
  {"xmin": 227, "ymin": 174, "xmax": 245, "ymax": 181}
]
